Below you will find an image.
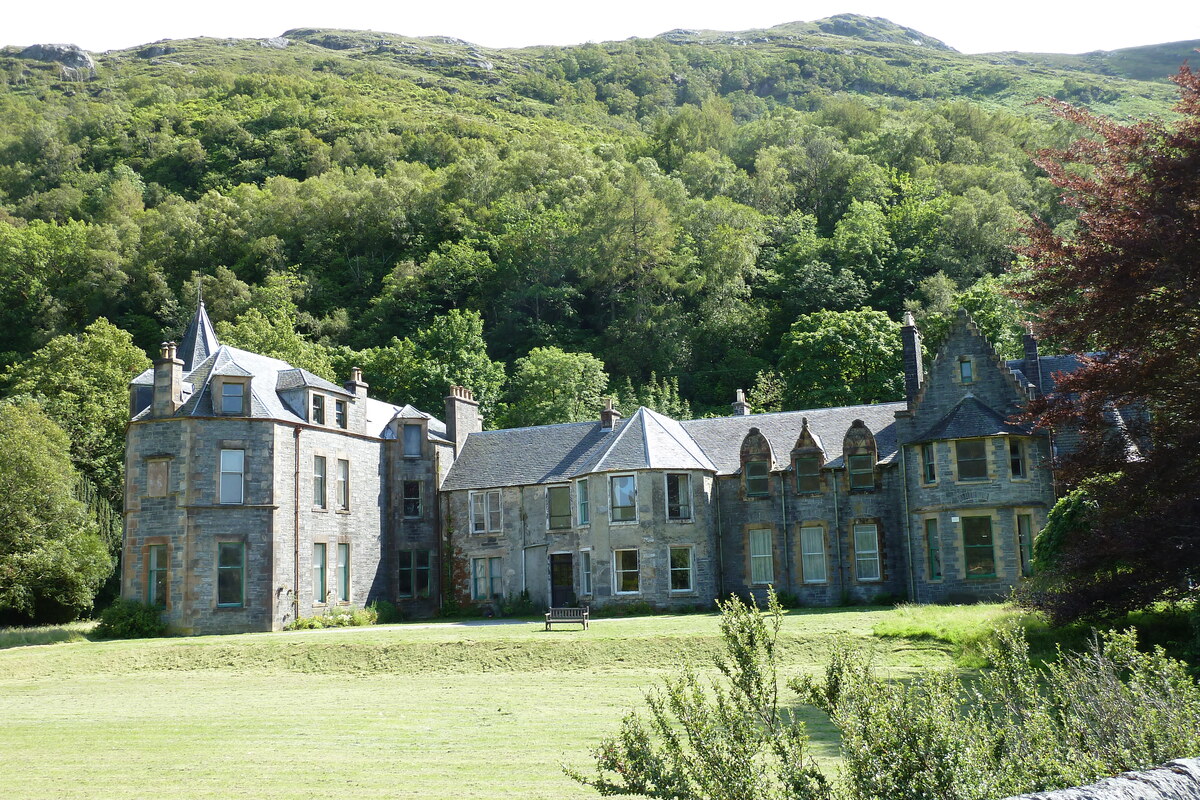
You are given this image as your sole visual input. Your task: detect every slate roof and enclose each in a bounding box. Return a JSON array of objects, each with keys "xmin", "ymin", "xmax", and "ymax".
[
  {"xmin": 1006, "ymin": 354, "xmax": 1086, "ymax": 394},
  {"xmin": 177, "ymin": 300, "xmax": 219, "ymax": 371},
  {"xmin": 910, "ymin": 395, "xmax": 1029, "ymax": 444},
  {"xmin": 442, "ymin": 402, "xmax": 906, "ymax": 491},
  {"xmin": 682, "ymin": 402, "xmax": 905, "ymax": 472},
  {"xmin": 131, "ymin": 305, "xmax": 446, "ymax": 441}
]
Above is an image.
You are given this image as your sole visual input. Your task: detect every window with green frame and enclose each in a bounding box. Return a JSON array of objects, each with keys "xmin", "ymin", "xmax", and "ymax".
[
  {"xmin": 217, "ymin": 542, "xmax": 245, "ymax": 607},
  {"xmin": 921, "ymin": 443, "xmax": 937, "ymax": 484},
  {"xmin": 744, "ymin": 461, "xmax": 770, "ymax": 496},
  {"xmin": 795, "ymin": 455, "xmax": 821, "ymax": 493},
  {"xmin": 962, "ymin": 516, "xmax": 996, "ymax": 578},
  {"xmin": 313, "ymin": 542, "xmax": 327, "ymax": 603},
  {"xmin": 925, "ymin": 518, "xmax": 942, "ymax": 581},
  {"xmin": 848, "ymin": 454, "xmax": 875, "ymax": 489},
  {"xmin": 471, "ymin": 556, "xmax": 503, "ymax": 600},
  {"xmin": 853, "ymin": 524, "xmax": 881, "ymax": 581},
  {"xmin": 1017, "ymin": 513, "xmax": 1035, "ymax": 577},
  {"xmin": 577, "ymin": 478, "xmax": 589, "ymax": 525},
  {"xmin": 398, "ymin": 549, "xmax": 432, "ymax": 598},
  {"xmin": 336, "ymin": 543, "xmax": 349, "ymax": 602},
  {"xmin": 799, "ymin": 526, "xmax": 826, "ymax": 583},
  {"xmin": 147, "ymin": 544, "xmax": 168, "ymax": 606}
]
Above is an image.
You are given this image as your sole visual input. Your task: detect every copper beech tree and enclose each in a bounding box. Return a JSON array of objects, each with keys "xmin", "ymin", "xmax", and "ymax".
[{"xmin": 1017, "ymin": 66, "xmax": 1200, "ymax": 621}]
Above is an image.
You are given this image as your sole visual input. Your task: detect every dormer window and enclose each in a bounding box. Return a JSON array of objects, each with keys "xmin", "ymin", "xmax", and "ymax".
[
  {"xmin": 311, "ymin": 394, "xmax": 326, "ymax": 425},
  {"xmin": 335, "ymin": 399, "xmax": 348, "ymax": 429},
  {"xmin": 795, "ymin": 455, "xmax": 821, "ymax": 493},
  {"xmin": 739, "ymin": 427, "xmax": 775, "ymax": 498},
  {"xmin": 959, "ymin": 357, "xmax": 974, "ymax": 384},
  {"xmin": 403, "ymin": 424, "xmax": 423, "ymax": 458},
  {"xmin": 843, "ymin": 419, "xmax": 878, "ymax": 491},
  {"xmin": 220, "ymin": 381, "xmax": 245, "ymax": 415},
  {"xmin": 744, "ymin": 461, "xmax": 770, "ymax": 496}
]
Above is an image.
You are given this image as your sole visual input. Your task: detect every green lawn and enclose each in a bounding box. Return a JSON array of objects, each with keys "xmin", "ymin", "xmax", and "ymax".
[{"xmin": 0, "ymin": 606, "xmax": 969, "ymax": 799}]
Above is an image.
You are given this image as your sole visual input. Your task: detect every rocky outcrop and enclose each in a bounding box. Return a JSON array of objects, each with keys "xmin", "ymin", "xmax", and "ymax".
[
  {"xmin": 1003, "ymin": 760, "xmax": 1200, "ymax": 800},
  {"xmin": 18, "ymin": 43, "xmax": 95, "ymax": 78},
  {"xmin": 138, "ymin": 44, "xmax": 178, "ymax": 58},
  {"xmin": 259, "ymin": 37, "xmax": 289, "ymax": 49}
]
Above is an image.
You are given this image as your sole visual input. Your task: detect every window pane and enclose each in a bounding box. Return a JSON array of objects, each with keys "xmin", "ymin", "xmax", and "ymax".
[
  {"xmin": 403, "ymin": 481, "xmax": 421, "ymax": 518},
  {"xmin": 853, "ymin": 524, "xmax": 880, "ymax": 581},
  {"xmin": 1018, "ymin": 514, "xmax": 1034, "ymax": 577},
  {"xmin": 220, "ymin": 472, "xmax": 243, "ymax": 505},
  {"xmin": 922, "ymin": 444, "xmax": 936, "ymax": 483},
  {"xmin": 548, "ymin": 486, "xmax": 571, "ymax": 529},
  {"xmin": 963, "ymin": 516, "xmax": 995, "ymax": 577},
  {"xmin": 311, "ymin": 394, "xmax": 325, "ymax": 425},
  {"xmin": 1010, "ymin": 440, "xmax": 1026, "ymax": 478},
  {"xmin": 580, "ymin": 551, "xmax": 592, "ymax": 595},
  {"xmin": 335, "ymin": 400, "xmax": 347, "ymax": 429},
  {"xmin": 403, "ymin": 424, "xmax": 422, "ymax": 457},
  {"xmin": 957, "ymin": 440, "xmax": 988, "ymax": 481},
  {"xmin": 415, "ymin": 550, "xmax": 431, "ymax": 598},
  {"xmin": 487, "ymin": 491, "xmax": 501, "ymax": 531},
  {"xmin": 800, "ymin": 527, "xmax": 826, "ymax": 583},
  {"xmin": 148, "ymin": 544, "xmax": 168, "ymax": 606},
  {"xmin": 337, "ymin": 543, "xmax": 349, "ymax": 602},
  {"xmin": 960, "ymin": 359, "xmax": 973, "ymax": 383},
  {"xmin": 925, "ymin": 518, "xmax": 941, "ymax": 580},
  {"xmin": 667, "ymin": 474, "xmax": 691, "ymax": 519},
  {"xmin": 489, "ymin": 557, "xmax": 503, "ymax": 598},
  {"xmin": 313, "ymin": 455, "xmax": 326, "ymax": 509},
  {"xmin": 670, "ymin": 546, "xmax": 692, "ymax": 591},
  {"xmin": 471, "ymin": 493, "xmax": 485, "ymax": 532},
  {"xmin": 313, "ymin": 543, "xmax": 326, "ymax": 602},
  {"xmin": 745, "ymin": 461, "xmax": 769, "ymax": 496},
  {"xmin": 848, "ymin": 455, "xmax": 874, "ymax": 489},
  {"xmin": 220, "ymin": 449, "xmax": 243, "ymax": 472},
  {"xmin": 217, "ymin": 543, "xmax": 244, "ymax": 606},
  {"xmin": 615, "ymin": 549, "xmax": 639, "ymax": 593},
  {"xmin": 795, "ymin": 456, "xmax": 820, "ymax": 492},
  {"xmin": 749, "ymin": 529, "xmax": 773, "ymax": 584},
  {"xmin": 611, "ymin": 476, "xmax": 636, "ymax": 521},
  {"xmin": 472, "ymin": 558, "xmax": 487, "ymax": 599},
  {"xmin": 577, "ymin": 479, "xmax": 589, "ymax": 524},
  {"xmin": 221, "ymin": 383, "xmax": 243, "ymax": 414},
  {"xmin": 398, "ymin": 550, "xmax": 414, "ymax": 597}
]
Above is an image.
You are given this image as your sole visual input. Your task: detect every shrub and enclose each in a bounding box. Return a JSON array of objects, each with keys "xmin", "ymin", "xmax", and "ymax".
[
  {"xmin": 286, "ymin": 605, "xmax": 378, "ymax": 630},
  {"xmin": 93, "ymin": 599, "xmax": 168, "ymax": 639},
  {"xmin": 574, "ymin": 591, "xmax": 1200, "ymax": 800},
  {"xmin": 499, "ymin": 590, "xmax": 537, "ymax": 618},
  {"xmin": 369, "ymin": 600, "xmax": 403, "ymax": 624}
]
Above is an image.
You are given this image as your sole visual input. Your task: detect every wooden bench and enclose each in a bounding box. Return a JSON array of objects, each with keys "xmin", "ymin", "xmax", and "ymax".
[{"xmin": 545, "ymin": 606, "xmax": 589, "ymax": 630}]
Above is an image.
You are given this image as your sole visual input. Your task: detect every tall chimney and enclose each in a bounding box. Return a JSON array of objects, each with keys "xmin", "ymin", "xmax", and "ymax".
[
  {"xmin": 600, "ymin": 397, "xmax": 621, "ymax": 432},
  {"xmin": 1022, "ymin": 326, "xmax": 1042, "ymax": 398},
  {"xmin": 152, "ymin": 341, "xmax": 183, "ymax": 417},
  {"xmin": 901, "ymin": 311, "xmax": 923, "ymax": 407},
  {"xmin": 730, "ymin": 388, "xmax": 751, "ymax": 416},
  {"xmin": 444, "ymin": 385, "xmax": 481, "ymax": 458}
]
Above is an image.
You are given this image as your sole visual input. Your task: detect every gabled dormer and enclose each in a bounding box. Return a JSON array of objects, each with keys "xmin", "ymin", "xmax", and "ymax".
[
  {"xmin": 739, "ymin": 427, "xmax": 775, "ymax": 498},
  {"xmin": 843, "ymin": 419, "xmax": 878, "ymax": 491},
  {"xmin": 791, "ymin": 417, "xmax": 826, "ymax": 493}
]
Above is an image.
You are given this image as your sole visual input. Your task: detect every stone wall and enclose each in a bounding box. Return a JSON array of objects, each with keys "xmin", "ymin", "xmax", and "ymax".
[{"xmin": 1002, "ymin": 759, "xmax": 1200, "ymax": 800}]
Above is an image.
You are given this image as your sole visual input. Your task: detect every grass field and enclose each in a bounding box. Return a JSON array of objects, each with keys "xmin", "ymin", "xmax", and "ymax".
[{"xmin": 0, "ymin": 605, "xmax": 1011, "ymax": 799}]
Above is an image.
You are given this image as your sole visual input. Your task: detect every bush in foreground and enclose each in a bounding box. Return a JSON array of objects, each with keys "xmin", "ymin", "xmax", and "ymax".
[
  {"xmin": 287, "ymin": 605, "xmax": 378, "ymax": 630},
  {"xmin": 572, "ymin": 591, "xmax": 1200, "ymax": 800},
  {"xmin": 93, "ymin": 599, "xmax": 168, "ymax": 639}
]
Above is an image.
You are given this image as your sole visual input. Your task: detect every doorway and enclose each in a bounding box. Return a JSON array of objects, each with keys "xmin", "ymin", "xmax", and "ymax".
[{"xmin": 549, "ymin": 553, "xmax": 575, "ymax": 607}]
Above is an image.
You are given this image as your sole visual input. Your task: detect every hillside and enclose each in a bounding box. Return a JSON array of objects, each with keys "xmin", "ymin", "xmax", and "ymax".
[{"xmin": 0, "ymin": 16, "xmax": 1190, "ymax": 427}]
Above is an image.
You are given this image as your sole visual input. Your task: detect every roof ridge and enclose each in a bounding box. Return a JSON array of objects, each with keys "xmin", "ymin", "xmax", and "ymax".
[{"xmin": 590, "ymin": 408, "xmax": 642, "ymax": 472}]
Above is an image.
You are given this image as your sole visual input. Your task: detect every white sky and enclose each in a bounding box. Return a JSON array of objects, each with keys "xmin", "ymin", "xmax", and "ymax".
[{"xmin": 3, "ymin": 0, "xmax": 1198, "ymax": 56}]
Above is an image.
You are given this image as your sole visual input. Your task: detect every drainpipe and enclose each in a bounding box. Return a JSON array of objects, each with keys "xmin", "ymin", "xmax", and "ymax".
[
  {"xmin": 832, "ymin": 468, "xmax": 842, "ymax": 603},
  {"xmin": 714, "ymin": 474, "xmax": 724, "ymax": 599},
  {"xmin": 779, "ymin": 471, "xmax": 790, "ymax": 591},
  {"xmin": 900, "ymin": 446, "xmax": 916, "ymax": 601},
  {"xmin": 292, "ymin": 425, "xmax": 302, "ymax": 624}
]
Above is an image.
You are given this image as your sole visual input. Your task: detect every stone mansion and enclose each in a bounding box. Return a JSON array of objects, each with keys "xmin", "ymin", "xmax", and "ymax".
[{"xmin": 123, "ymin": 302, "xmax": 1077, "ymax": 633}]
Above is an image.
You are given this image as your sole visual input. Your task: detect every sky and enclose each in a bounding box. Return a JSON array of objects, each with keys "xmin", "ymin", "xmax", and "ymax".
[{"xmin": 4, "ymin": 0, "xmax": 1198, "ymax": 56}]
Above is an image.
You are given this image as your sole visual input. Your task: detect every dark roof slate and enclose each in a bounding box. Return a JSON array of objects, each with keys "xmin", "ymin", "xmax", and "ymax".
[
  {"xmin": 177, "ymin": 301, "xmax": 220, "ymax": 372},
  {"xmin": 682, "ymin": 402, "xmax": 904, "ymax": 473},
  {"xmin": 911, "ymin": 395, "xmax": 1029, "ymax": 443},
  {"xmin": 276, "ymin": 368, "xmax": 351, "ymax": 396}
]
